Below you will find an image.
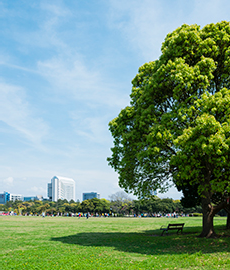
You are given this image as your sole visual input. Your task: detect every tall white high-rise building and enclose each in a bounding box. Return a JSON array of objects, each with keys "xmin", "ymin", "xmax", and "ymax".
[{"xmin": 48, "ymin": 176, "xmax": 75, "ymax": 202}]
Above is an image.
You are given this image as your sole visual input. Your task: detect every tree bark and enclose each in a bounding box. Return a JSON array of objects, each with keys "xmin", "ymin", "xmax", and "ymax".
[
  {"xmin": 199, "ymin": 196, "xmax": 218, "ymax": 238},
  {"xmin": 227, "ymin": 213, "xmax": 230, "ymax": 229},
  {"xmin": 199, "ymin": 194, "xmax": 229, "ymax": 237},
  {"xmin": 226, "ymin": 206, "xmax": 230, "ymax": 229}
]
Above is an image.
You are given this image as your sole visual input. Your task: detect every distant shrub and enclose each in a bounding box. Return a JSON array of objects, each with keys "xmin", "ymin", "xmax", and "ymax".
[{"xmin": 192, "ymin": 213, "xmax": 203, "ymax": 217}]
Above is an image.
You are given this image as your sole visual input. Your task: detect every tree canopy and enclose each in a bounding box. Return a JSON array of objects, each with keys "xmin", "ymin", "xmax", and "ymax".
[
  {"xmin": 108, "ymin": 21, "xmax": 230, "ymax": 237},
  {"xmin": 2, "ymin": 197, "xmax": 204, "ymax": 217}
]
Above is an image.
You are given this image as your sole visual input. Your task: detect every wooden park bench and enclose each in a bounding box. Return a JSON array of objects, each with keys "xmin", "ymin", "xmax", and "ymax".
[{"xmin": 160, "ymin": 223, "xmax": 185, "ymax": 236}]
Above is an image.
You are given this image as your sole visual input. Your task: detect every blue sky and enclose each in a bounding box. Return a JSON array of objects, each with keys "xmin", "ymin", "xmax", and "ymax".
[{"xmin": 0, "ymin": 0, "xmax": 229, "ymax": 201}]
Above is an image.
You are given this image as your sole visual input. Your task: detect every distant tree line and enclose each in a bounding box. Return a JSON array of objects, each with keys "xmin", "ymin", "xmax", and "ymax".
[
  {"xmin": 2, "ymin": 191, "xmax": 228, "ymax": 229},
  {"xmin": 0, "ymin": 191, "xmax": 209, "ymax": 216}
]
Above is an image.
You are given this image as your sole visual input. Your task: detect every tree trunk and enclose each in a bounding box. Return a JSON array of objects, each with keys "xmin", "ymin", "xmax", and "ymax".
[
  {"xmin": 199, "ymin": 196, "xmax": 217, "ymax": 238},
  {"xmin": 227, "ymin": 213, "xmax": 230, "ymax": 229},
  {"xmin": 226, "ymin": 206, "xmax": 230, "ymax": 229}
]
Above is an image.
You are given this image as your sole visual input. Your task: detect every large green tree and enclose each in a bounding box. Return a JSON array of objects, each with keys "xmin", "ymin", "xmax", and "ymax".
[{"xmin": 108, "ymin": 21, "xmax": 230, "ymax": 238}]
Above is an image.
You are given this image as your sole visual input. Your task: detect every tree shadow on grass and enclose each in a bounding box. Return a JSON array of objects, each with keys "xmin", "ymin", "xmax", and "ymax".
[{"xmin": 50, "ymin": 225, "xmax": 230, "ymax": 256}]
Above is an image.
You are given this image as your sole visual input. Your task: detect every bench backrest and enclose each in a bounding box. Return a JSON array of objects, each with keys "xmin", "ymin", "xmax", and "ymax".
[{"xmin": 167, "ymin": 223, "xmax": 184, "ymax": 229}]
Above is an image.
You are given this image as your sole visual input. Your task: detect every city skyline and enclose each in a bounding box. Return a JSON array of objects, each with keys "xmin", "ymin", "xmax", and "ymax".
[{"xmin": 1, "ymin": 1, "xmax": 230, "ymax": 201}]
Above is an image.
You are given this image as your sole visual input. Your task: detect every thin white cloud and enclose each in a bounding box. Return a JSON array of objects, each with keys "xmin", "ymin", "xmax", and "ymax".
[
  {"xmin": 2, "ymin": 177, "xmax": 14, "ymax": 187},
  {"xmin": 107, "ymin": 0, "xmax": 168, "ymax": 61},
  {"xmin": 27, "ymin": 3, "xmax": 130, "ymax": 110},
  {"xmin": 0, "ymin": 62, "xmax": 39, "ymax": 74},
  {"xmin": 4, "ymin": 2, "xmax": 70, "ymax": 53},
  {"xmin": 158, "ymin": 185, "xmax": 183, "ymax": 200},
  {"xmin": 70, "ymin": 112, "xmax": 112, "ymax": 144},
  {"xmin": 107, "ymin": 0, "xmax": 230, "ymax": 61},
  {"xmin": 69, "ymin": 168, "xmax": 124, "ymax": 200},
  {"xmin": 192, "ymin": 0, "xmax": 230, "ymax": 25},
  {"xmin": 29, "ymin": 186, "xmax": 46, "ymax": 195},
  {"xmin": 37, "ymin": 56, "xmax": 129, "ymax": 109},
  {"xmin": 1, "ymin": 1, "xmax": 130, "ymax": 112},
  {"xmin": 0, "ymin": 80, "xmax": 49, "ymax": 147},
  {"xmin": 40, "ymin": 2, "xmax": 71, "ymax": 17}
]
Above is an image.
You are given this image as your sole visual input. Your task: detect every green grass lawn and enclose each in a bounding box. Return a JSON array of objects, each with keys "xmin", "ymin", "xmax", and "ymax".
[{"xmin": 1, "ymin": 216, "xmax": 229, "ymax": 270}]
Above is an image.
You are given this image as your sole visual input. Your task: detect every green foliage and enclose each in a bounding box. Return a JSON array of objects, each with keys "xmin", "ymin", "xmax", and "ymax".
[
  {"xmin": 109, "ymin": 191, "xmax": 134, "ymax": 215},
  {"xmin": 108, "ymin": 21, "xmax": 230, "ymax": 200},
  {"xmin": 2, "ymin": 197, "xmax": 202, "ymax": 216},
  {"xmin": 192, "ymin": 213, "xmax": 203, "ymax": 217},
  {"xmin": 132, "ymin": 197, "xmax": 201, "ymax": 215},
  {"xmin": 108, "ymin": 21, "xmax": 230, "ymax": 237},
  {"xmin": 80, "ymin": 200, "xmax": 94, "ymax": 213},
  {"xmin": 171, "ymin": 88, "xmax": 230, "ymax": 195}
]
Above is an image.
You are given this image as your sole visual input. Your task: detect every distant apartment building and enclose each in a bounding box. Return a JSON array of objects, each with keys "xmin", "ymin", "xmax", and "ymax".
[
  {"xmin": 23, "ymin": 195, "xmax": 43, "ymax": 202},
  {"xmin": 48, "ymin": 176, "xmax": 75, "ymax": 202},
  {"xmin": 0, "ymin": 191, "xmax": 10, "ymax": 204},
  {"xmin": 83, "ymin": 192, "xmax": 100, "ymax": 201},
  {"xmin": 10, "ymin": 194, "xmax": 23, "ymax": 202},
  {"xmin": 0, "ymin": 192, "xmax": 23, "ymax": 203},
  {"xmin": 47, "ymin": 183, "xmax": 52, "ymax": 200}
]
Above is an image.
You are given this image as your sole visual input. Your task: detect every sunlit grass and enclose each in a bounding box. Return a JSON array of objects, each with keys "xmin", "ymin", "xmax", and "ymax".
[{"xmin": 1, "ymin": 216, "xmax": 229, "ymax": 269}]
